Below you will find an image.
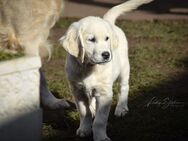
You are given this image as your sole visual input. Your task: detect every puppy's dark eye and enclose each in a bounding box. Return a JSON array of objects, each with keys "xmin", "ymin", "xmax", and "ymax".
[
  {"xmin": 88, "ymin": 37, "xmax": 96, "ymax": 42},
  {"xmin": 105, "ymin": 36, "xmax": 109, "ymax": 41}
]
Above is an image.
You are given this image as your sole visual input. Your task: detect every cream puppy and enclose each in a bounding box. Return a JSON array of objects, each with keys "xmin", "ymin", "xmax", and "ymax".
[{"xmin": 60, "ymin": 0, "xmax": 153, "ymax": 141}]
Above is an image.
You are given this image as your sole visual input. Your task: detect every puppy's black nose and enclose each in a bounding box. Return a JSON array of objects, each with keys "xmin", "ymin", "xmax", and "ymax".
[{"xmin": 102, "ymin": 52, "xmax": 110, "ymax": 60}]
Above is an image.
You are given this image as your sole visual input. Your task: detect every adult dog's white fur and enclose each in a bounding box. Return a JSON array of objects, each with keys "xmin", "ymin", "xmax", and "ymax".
[
  {"xmin": 0, "ymin": 0, "xmax": 63, "ymax": 56},
  {"xmin": 0, "ymin": 0, "xmax": 71, "ymax": 110},
  {"xmin": 60, "ymin": 0, "xmax": 153, "ymax": 141}
]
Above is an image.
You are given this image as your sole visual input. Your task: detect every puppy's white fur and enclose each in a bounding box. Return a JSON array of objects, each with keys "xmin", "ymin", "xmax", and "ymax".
[{"xmin": 60, "ymin": 0, "xmax": 153, "ymax": 141}]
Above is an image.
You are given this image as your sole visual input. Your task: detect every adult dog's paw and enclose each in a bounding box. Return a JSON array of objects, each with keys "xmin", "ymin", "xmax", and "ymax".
[
  {"xmin": 50, "ymin": 99, "xmax": 70, "ymax": 110},
  {"xmin": 114, "ymin": 105, "xmax": 129, "ymax": 117}
]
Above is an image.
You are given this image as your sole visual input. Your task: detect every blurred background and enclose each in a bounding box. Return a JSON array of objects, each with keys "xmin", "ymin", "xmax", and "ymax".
[{"xmin": 62, "ymin": 0, "xmax": 188, "ymax": 20}]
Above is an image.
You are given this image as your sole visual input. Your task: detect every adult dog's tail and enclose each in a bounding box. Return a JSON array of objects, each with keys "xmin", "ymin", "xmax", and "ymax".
[
  {"xmin": 0, "ymin": 27, "xmax": 22, "ymax": 53},
  {"xmin": 103, "ymin": 0, "xmax": 153, "ymax": 24}
]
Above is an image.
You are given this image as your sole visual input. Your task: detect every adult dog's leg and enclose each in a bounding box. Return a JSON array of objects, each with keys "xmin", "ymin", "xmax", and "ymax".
[
  {"xmin": 40, "ymin": 69, "xmax": 70, "ymax": 110},
  {"xmin": 73, "ymin": 89, "xmax": 93, "ymax": 137},
  {"xmin": 93, "ymin": 89, "xmax": 112, "ymax": 141}
]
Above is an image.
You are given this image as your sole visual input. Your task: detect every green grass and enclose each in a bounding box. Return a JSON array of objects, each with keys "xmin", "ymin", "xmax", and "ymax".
[
  {"xmin": 42, "ymin": 19, "xmax": 188, "ymax": 141},
  {"xmin": 0, "ymin": 51, "xmax": 24, "ymax": 61},
  {"xmin": 118, "ymin": 20, "xmax": 188, "ymax": 41}
]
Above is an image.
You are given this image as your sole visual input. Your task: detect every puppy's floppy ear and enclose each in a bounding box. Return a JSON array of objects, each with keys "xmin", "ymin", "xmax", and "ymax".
[
  {"xmin": 77, "ymin": 27, "xmax": 85, "ymax": 63},
  {"xmin": 106, "ymin": 22, "xmax": 118, "ymax": 49},
  {"xmin": 59, "ymin": 22, "xmax": 80, "ymax": 57},
  {"xmin": 110, "ymin": 29, "xmax": 118, "ymax": 49},
  {"xmin": 59, "ymin": 22, "xmax": 85, "ymax": 63}
]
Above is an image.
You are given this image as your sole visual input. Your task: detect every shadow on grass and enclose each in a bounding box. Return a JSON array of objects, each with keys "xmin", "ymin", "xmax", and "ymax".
[
  {"xmin": 42, "ymin": 58, "xmax": 188, "ymax": 141},
  {"xmin": 109, "ymin": 57, "xmax": 188, "ymax": 141}
]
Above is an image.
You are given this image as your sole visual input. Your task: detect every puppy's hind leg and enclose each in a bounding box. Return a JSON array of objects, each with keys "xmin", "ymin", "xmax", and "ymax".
[
  {"xmin": 73, "ymin": 88, "xmax": 93, "ymax": 137},
  {"xmin": 115, "ymin": 64, "xmax": 130, "ymax": 117}
]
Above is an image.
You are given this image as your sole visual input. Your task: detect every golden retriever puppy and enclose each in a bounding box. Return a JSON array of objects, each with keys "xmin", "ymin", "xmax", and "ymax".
[
  {"xmin": 0, "ymin": 0, "xmax": 70, "ymax": 109},
  {"xmin": 60, "ymin": 0, "xmax": 153, "ymax": 141}
]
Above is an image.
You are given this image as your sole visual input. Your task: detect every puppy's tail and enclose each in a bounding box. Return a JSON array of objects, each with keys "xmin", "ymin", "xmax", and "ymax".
[{"xmin": 103, "ymin": 0, "xmax": 153, "ymax": 24}]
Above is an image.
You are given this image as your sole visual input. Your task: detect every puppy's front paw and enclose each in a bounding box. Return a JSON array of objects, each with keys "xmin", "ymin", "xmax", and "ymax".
[
  {"xmin": 114, "ymin": 105, "xmax": 129, "ymax": 117},
  {"xmin": 94, "ymin": 137, "xmax": 111, "ymax": 141},
  {"xmin": 76, "ymin": 127, "xmax": 92, "ymax": 137},
  {"xmin": 93, "ymin": 130, "xmax": 111, "ymax": 141},
  {"xmin": 100, "ymin": 137, "xmax": 111, "ymax": 141}
]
